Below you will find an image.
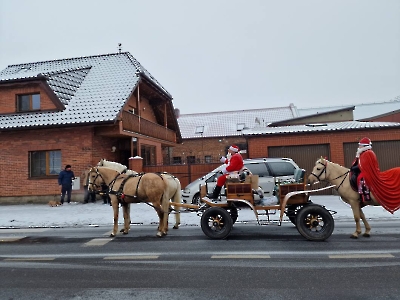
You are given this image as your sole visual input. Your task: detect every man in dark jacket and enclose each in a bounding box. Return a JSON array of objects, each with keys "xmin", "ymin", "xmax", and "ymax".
[{"xmin": 58, "ymin": 164, "xmax": 75, "ymax": 204}]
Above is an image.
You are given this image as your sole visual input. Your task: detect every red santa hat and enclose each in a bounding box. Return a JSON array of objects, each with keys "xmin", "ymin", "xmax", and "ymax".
[
  {"xmin": 228, "ymin": 145, "xmax": 240, "ymax": 153},
  {"xmin": 359, "ymin": 137, "xmax": 372, "ymax": 146}
]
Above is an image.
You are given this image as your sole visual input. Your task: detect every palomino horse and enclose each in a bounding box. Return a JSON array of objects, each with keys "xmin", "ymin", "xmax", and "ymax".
[
  {"xmin": 308, "ymin": 157, "xmax": 381, "ymax": 238},
  {"xmin": 97, "ymin": 159, "xmax": 181, "ymax": 231},
  {"xmin": 87, "ymin": 166, "xmax": 180, "ymax": 237}
]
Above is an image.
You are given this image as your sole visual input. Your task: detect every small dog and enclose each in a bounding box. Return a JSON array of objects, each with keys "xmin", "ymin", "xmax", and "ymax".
[{"xmin": 48, "ymin": 200, "xmax": 62, "ymax": 207}]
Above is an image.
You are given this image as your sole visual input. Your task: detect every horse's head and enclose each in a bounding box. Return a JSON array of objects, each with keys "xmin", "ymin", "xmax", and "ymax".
[
  {"xmin": 307, "ymin": 157, "xmax": 328, "ymax": 184},
  {"xmin": 87, "ymin": 167, "xmax": 105, "ymax": 192}
]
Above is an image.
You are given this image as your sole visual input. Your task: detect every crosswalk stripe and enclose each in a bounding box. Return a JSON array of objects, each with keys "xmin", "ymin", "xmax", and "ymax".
[
  {"xmin": 0, "ymin": 237, "xmax": 25, "ymax": 242},
  {"xmin": 104, "ymin": 255, "xmax": 159, "ymax": 260},
  {"xmin": 83, "ymin": 238, "xmax": 113, "ymax": 246},
  {"xmin": 211, "ymin": 255, "xmax": 271, "ymax": 259},
  {"xmin": 329, "ymin": 254, "xmax": 394, "ymax": 259}
]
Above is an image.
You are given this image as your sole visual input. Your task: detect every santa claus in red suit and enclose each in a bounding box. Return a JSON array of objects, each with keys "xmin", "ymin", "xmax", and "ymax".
[
  {"xmin": 350, "ymin": 137, "xmax": 400, "ymax": 213},
  {"xmin": 207, "ymin": 145, "xmax": 244, "ymax": 199}
]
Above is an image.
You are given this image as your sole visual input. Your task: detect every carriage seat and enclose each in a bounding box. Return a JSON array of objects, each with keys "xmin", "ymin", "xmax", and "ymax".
[{"xmin": 294, "ymin": 168, "xmax": 306, "ymax": 183}]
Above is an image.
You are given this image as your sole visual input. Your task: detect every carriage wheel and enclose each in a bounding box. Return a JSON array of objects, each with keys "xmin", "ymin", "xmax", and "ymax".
[
  {"xmin": 296, "ymin": 204, "xmax": 334, "ymax": 241},
  {"xmin": 285, "ymin": 204, "xmax": 304, "ymax": 225},
  {"xmin": 227, "ymin": 206, "xmax": 238, "ymax": 224},
  {"xmin": 201, "ymin": 207, "xmax": 233, "ymax": 239}
]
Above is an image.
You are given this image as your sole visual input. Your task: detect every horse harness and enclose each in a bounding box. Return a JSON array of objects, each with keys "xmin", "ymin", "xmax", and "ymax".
[
  {"xmin": 109, "ymin": 172, "xmax": 167, "ymax": 207},
  {"xmin": 311, "ymin": 160, "xmax": 349, "ymax": 191}
]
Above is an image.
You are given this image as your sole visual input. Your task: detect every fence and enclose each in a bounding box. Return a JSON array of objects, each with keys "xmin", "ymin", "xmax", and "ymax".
[{"xmin": 143, "ymin": 162, "xmax": 221, "ymax": 188}]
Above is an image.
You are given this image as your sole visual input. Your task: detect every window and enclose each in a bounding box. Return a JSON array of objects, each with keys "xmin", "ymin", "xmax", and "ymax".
[
  {"xmin": 141, "ymin": 144, "xmax": 156, "ymax": 166},
  {"xmin": 29, "ymin": 150, "xmax": 61, "ymax": 177},
  {"xmin": 195, "ymin": 126, "xmax": 204, "ymax": 134},
  {"xmin": 17, "ymin": 93, "xmax": 40, "ymax": 112},
  {"xmin": 268, "ymin": 162, "xmax": 296, "ymax": 176},
  {"xmin": 205, "ymin": 155, "xmax": 212, "ymax": 163},
  {"xmin": 173, "ymin": 157, "xmax": 182, "ymax": 164},
  {"xmin": 236, "ymin": 123, "xmax": 245, "ymax": 131},
  {"xmin": 245, "ymin": 162, "xmax": 270, "ymax": 177},
  {"xmin": 187, "ymin": 156, "xmax": 195, "ymax": 164}
]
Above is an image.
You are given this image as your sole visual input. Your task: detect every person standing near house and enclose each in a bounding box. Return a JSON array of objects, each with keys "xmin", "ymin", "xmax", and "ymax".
[
  {"xmin": 58, "ymin": 165, "xmax": 75, "ymax": 204},
  {"xmin": 207, "ymin": 145, "xmax": 244, "ymax": 199}
]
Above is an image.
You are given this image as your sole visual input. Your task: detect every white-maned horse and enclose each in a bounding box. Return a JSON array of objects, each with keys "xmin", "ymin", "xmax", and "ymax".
[
  {"xmin": 308, "ymin": 157, "xmax": 381, "ymax": 238},
  {"xmin": 96, "ymin": 159, "xmax": 181, "ymax": 233}
]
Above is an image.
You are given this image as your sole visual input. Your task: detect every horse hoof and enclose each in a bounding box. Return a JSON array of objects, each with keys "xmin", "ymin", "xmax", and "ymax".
[
  {"xmin": 156, "ymin": 232, "xmax": 164, "ymax": 238},
  {"xmin": 110, "ymin": 233, "xmax": 116, "ymax": 237},
  {"xmin": 173, "ymin": 225, "xmax": 179, "ymax": 229},
  {"xmin": 123, "ymin": 231, "xmax": 129, "ymax": 235},
  {"xmin": 119, "ymin": 229, "xmax": 125, "ymax": 233},
  {"xmin": 363, "ymin": 233, "xmax": 371, "ymax": 237},
  {"xmin": 350, "ymin": 235, "xmax": 358, "ymax": 239}
]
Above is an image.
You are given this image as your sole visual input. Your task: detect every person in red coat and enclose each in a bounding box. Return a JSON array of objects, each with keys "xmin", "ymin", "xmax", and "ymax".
[
  {"xmin": 350, "ymin": 137, "xmax": 400, "ymax": 213},
  {"xmin": 207, "ymin": 145, "xmax": 244, "ymax": 199}
]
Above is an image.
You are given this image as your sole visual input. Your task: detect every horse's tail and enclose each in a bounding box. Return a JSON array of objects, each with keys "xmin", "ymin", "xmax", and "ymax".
[{"xmin": 163, "ymin": 174, "xmax": 181, "ymax": 227}]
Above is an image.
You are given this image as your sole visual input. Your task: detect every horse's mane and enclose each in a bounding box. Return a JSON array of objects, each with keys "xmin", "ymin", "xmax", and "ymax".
[
  {"xmin": 317, "ymin": 157, "xmax": 349, "ymax": 170},
  {"xmin": 97, "ymin": 159, "xmax": 138, "ymax": 175}
]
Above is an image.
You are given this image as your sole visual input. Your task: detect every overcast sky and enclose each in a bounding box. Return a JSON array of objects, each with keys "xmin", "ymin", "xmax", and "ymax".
[{"xmin": 1, "ymin": 0, "xmax": 399, "ymax": 114}]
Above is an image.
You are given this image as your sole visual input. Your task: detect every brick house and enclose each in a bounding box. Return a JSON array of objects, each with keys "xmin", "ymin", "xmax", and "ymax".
[{"xmin": 0, "ymin": 52, "xmax": 181, "ymax": 203}]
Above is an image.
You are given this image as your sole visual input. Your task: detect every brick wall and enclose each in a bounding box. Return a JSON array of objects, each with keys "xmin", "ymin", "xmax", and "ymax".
[
  {"xmin": 0, "ymin": 126, "xmax": 119, "ymax": 203},
  {"xmin": 168, "ymin": 136, "xmax": 248, "ymax": 163},
  {"xmin": 0, "ymin": 82, "xmax": 56, "ymax": 113}
]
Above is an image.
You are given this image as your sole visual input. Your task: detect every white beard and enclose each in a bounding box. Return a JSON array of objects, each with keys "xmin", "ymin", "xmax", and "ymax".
[
  {"xmin": 356, "ymin": 145, "xmax": 372, "ymax": 157},
  {"xmin": 226, "ymin": 152, "xmax": 232, "ymax": 160}
]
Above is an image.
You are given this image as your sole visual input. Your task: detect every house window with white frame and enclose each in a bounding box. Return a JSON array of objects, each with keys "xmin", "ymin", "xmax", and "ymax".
[
  {"xmin": 29, "ymin": 150, "xmax": 61, "ymax": 177},
  {"xmin": 17, "ymin": 93, "xmax": 41, "ymax": 112}
]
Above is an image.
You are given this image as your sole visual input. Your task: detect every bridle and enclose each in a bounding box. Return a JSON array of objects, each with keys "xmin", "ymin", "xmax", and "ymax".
[
  {"xmin": 311, "ymin": 159, "xmax": 349, "ymax": 190},
  {"xmin": 87, "ymin": 168, "xmax": 106, "ymax": 192},
  {"xmin": 310, "ymin": 160, "xmax": 327, "ymax": 182}
]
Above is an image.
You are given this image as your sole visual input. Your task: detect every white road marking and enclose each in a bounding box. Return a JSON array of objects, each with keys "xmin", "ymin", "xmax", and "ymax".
[
  {"xmin": 104, "ymin": 255, "xmax": 159, "ymax": 260},
  {"xmin": 329, "ymin": 253, "xmax": 394, "ymax": 259},
  {"xmin": 0, "ymin": 237, "xmax": 25, "ymax": 242},
  {"xmin": 211, "ymin": 255, "xmax": 271, "ymax": 259},
  {"xmin": 4, "ymin": 257, "xmax": 55, "ymax": 261},
  {"xmin": 83, "ymin": 238, "xmax": 114, "ymax": 246}
]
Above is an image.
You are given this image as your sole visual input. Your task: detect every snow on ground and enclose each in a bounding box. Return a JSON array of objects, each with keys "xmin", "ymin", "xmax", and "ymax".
[{"xmin": 0, "ymin": 196, "xmax": 398, "ymax": 229}]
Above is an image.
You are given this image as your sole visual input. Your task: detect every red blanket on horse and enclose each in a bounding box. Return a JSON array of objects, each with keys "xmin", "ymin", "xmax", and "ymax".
[{"xmin": 360, "ymin": 150, "xmax": 400, "ymax": 213}]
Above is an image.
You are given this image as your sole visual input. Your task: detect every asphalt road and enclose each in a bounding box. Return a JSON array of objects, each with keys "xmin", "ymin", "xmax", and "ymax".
[{"xmin": 1, "ymin": 222, "xmax": 400, "ymax": 300}]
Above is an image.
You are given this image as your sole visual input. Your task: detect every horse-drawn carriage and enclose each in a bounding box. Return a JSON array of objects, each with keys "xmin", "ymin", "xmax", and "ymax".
[
  {"xmin": 88, "ymin": 159, "xmax": 336, "ymax": 241},
  {"xmin": 191, "ymin": 172, "xmax": 336, "ymax": 241}
]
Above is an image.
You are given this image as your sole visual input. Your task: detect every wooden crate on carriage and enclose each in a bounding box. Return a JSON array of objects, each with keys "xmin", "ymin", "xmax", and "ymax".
[
  {"xmin": 277, "ymin": 170, "xmax": 309, "ymax": 205},
  {"xmin": 225, "ymin": 175, "xmax": 259, "ymax": 201}
]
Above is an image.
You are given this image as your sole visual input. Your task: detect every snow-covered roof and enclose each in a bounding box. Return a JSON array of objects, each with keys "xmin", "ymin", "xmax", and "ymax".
[
  {"xmin": 0, "ymin": 52, "xmax": 171, "ymax": 129},
  {"xmin": 178, "ymin": 105, "xmax": 298, "ymax": 139},
  {"xmin": 243, "ymin": 121, "xmax": 400, "ymax": 136},
  {"xmin": 298, "ymin": 98, "xmax": 400, "ymax": 121}
]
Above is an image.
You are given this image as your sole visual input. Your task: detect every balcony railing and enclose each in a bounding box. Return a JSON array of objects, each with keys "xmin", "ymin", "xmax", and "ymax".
[{"xmin": 121, "ymin": 111, "xmax": 176, "ymax": 143}]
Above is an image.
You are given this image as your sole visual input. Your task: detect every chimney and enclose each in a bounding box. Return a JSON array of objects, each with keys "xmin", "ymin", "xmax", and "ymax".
[{"xmin": 174, "ymin": 108, "xmax": 180, "ymax": 119}]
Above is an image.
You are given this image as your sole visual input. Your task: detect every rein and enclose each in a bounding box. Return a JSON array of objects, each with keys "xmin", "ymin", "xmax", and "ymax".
[{"xmin": 312, "ymin": 160, "xmax": 349, "ymax": 190}]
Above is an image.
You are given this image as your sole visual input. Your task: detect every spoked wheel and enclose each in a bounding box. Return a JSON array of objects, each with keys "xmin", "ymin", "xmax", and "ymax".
[
  {"xmin": 285, "ymin": 204, "xmax": 304, "ymax": 225},
  {"xmin": 296, "ymin": 204, "xmax": 334, "ymax": 241},
  {"xmin": 227, "ymin": 206, "xmax": 238, "ymax": 224},
  {"xmin": 201, "ymin": 207, "xmax": 233, "ymax": 239}
]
